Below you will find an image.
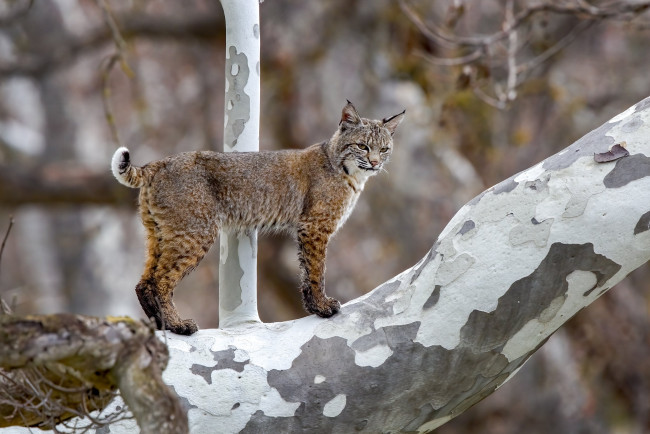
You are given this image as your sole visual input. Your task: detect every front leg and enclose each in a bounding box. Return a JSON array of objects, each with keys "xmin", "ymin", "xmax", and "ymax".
[{"xmin": 297, "ymin": 223, "xmax": 340, "ymax": 318}]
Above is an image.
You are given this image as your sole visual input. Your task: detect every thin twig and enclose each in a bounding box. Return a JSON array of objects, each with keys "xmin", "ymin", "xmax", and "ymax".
[
  {"xmin": 0, "ymin": 364, "xmax": 127, "ymax": 431},
  {"xmin": 414, "ymin": 48, "xmax": 483, "ymax": 66},
  {"xmin": 504, "ymin": 0, "xmax": 518, "ymax": 102},
  {"xmin": 101, "ymin": 54, "xmax": 123, "ymax": 147},
  {"xmin": 0, "ymin": 216, "xmax": 14, "ymax": 269},
  {"xmin": 398, "ymin": 0, "xmax": 469, "ymax": 49},
  {"xmin": 0, "ymin": 298, "xmax": 11, "ymax": 315},
  {"xmin": 516, "ymin": 19, "xmax": 595, "ymax": 75},
  {"xmin": 473, "ymin": 84, "xmax": 508, "ymax": 110},
  {"xmin": 39, "ymin": 376, "xmax": 90, "ymax": 394},
  {"xmin": 402, "ymin": 0, "xmax": 650, "ymax": 47},
  {"xmin": 96, "ymin": 0, "xmax": 135, "ymax": 147},
  {"xmin": 96, "ymin": 0, "xmax": 127, "ymax": 51},
  {"xmin": 96, "ymin": 0, "xmax": 134, "ymax": 78},
  {"xmin": 0, "ymin": 216, "xmax": 14, "ymax": 302},
  {"xmin": 400, "ymin": 0, "xmax": 650, "ymax": 107}
]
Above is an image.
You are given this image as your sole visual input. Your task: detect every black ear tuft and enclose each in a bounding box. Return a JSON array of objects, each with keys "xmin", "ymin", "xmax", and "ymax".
[
  {"xmin": 382, "ymin": 110, "xmax": 406, "ymax": 135},
  {"xmin": 340, "ymin": 100, "xmax": 361, "ymax": 128}
]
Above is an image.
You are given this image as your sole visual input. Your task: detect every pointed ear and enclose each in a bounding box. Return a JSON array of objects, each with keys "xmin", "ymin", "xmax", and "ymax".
[
  {"xmin": 340, "ymin": 100, "xmax": 361, "ymax": 128},
  {"xmin": 382, "ymin": 110, "xmax": 405, "ymax": 136}
]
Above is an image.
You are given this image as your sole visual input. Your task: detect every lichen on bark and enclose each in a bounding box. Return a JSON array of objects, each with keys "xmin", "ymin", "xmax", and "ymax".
[{"xmin": 0, "ymin": 313, "xmax": 188, "ymax": 434}]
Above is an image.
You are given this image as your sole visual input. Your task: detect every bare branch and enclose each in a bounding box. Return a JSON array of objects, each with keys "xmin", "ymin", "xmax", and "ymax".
[
  {"xmin": 96, "ymin": 0, "xmax": 129, "ymax": 55},
  {"xmin": 403, "ymin": 0, "xmax": 650, "ymax": 47},
  {"xmin": 96, "ymin": 0, "xmax": 136, "ymax": 78},
  {"xmin": 0, "ymin": 0, "xmax": 33, "ymax": 27},
  {"xmin": 473, "ymin": 85, "xmax": 507, "ymax": 109},
  {"xmin": 414, "ymin": 48, "xmax": 483, "ymax": 66},
  {"xmin": 516, "ymin": 19, "xmax": 595, "ymax": 75},
  {"xmin": 0, "ymin": 9, "xmax": 225, "ymax": 79},
  {"xmin": 504, "ymin": 0, "xmax": 518, "ymax": 103},
  {"xmin": 0, "ymin": 164, "xmax": 137, "ymax": 207},
  {"xmin": 101, "ymin": 54, "xmax": 125, "ymax": 147},
  {"xmin": 398, "ymin": 0, "xmax": 466, "ymax": 49},
  {"xmin": 400, "ymin": 0, "xmax": 650, "ymax": 106}
]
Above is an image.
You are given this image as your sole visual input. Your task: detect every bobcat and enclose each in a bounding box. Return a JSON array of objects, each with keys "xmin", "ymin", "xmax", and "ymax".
[{"xmin": 111, "ymin": 101, "xmax": 404, "ymax": 335}]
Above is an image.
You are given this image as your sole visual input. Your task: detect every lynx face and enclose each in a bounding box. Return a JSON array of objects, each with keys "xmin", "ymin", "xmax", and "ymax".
[
  {"xmin": 330, "ymin": 102, "xmax": 403, "ymax": 179},
  {"xmin": 341, "ymin": 133, "xmax": 392, "ymax": 175}
]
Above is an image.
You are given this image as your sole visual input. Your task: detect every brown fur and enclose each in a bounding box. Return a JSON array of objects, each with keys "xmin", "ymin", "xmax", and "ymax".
[{"xmin": 112, "ymin": 102, "xmax": 404, "ymax": 335}]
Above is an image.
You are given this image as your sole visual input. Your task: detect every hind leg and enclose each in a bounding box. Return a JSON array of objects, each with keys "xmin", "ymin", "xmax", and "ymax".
[
  {"xmin": 136, "ymin": 201, "xmax": 164, "ymax": 323},
  {"xmin": 135, "ymin": 195, "xmax": 217, "ymax": 335},
  {"xmin": 137, "ymin": 229, "xmax": 216, "ymax": 335}
]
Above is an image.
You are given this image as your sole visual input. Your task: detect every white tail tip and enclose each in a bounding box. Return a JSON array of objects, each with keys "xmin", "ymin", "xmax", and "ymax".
[{"xmin": 111, "ymin": 146, "xmax": 132, "ymax": 186}]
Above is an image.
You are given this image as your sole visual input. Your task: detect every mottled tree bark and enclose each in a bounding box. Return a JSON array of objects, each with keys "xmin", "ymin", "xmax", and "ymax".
[
  {"xmin": 88, "ymin": 97, "xmax": 650, "ymax": 433},
  {"xmin": 218, "ymin": 0, "xmax": 262, "ymax": 328},
  {"xmin": 0, "ymin": 314, "xmax": 187, "ymax": 434}
]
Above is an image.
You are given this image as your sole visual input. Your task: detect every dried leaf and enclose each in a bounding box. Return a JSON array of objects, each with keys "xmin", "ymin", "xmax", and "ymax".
[{"xmin": 594, "ymin": 143, "xmax": 629, "ymax": 163}]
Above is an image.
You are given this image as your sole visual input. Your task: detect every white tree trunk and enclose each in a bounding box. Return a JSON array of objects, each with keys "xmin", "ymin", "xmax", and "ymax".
[
  {"xmin": 218, "ymin": 0, "xmax": 261, "ymax": 328},
  {"xmin": 86, "ymin": 99, "xmax": 650, "ymax": 433}
]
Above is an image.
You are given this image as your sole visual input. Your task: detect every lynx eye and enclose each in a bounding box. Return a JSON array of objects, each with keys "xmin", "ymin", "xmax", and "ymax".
[
  {"xmin": 380, "ymin": 147, "xmax": 390, "ymax": 153},
  {"xmin": 356, "ymin": 144, "xmax": 369, "ymax": 152}
]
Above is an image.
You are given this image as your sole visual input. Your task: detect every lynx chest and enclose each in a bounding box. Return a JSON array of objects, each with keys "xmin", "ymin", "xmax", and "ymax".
[
  {"xmin": 334, "ymin": 193, "xmax": 359, "ymax": 233},
  {"xmin": 333, "ymin": 175, "xmax": 367, "ymax": 232}
]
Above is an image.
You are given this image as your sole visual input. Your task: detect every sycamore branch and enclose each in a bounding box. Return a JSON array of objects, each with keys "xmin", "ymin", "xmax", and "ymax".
[{"xmin": 95, "ymin": 98, "xmax": 650, "ymax": 433}]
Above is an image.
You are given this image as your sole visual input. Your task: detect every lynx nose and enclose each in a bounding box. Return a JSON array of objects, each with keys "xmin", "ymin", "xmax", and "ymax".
[{"xmin": 370, "ymin": 160, "xmax": 380, "ymax": 167}]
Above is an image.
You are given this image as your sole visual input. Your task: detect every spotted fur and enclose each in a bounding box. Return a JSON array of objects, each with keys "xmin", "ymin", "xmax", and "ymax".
[{"xmin": 112, "ymin": 102, "xmax": 404, "ymax": 335}]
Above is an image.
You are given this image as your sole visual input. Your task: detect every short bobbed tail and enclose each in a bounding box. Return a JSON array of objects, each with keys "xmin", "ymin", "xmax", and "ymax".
[{"xmin": 111, "ymin": 147, "xmax": 150, "ymax": 188}]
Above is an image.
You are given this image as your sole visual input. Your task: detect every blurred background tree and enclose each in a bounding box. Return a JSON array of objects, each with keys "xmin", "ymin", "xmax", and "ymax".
[{"xmin": 0, "ymin": 0, "xmax": 649, "ymax": 432}]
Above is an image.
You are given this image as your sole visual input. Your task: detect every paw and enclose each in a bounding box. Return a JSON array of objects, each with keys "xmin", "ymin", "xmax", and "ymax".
[
  {"xmin": 166, "ymin": 318, "xmax": 199, "ymax": 335},
  {"xmin": 311, "ymin": 297, "xmax": 341, "ymax": 318}
]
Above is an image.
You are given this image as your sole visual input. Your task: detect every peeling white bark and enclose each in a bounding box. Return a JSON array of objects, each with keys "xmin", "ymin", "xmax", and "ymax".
[
  {"xmin": 79, "ymin": 98, "xmax": 650, "ymax": 433},
  {"xmin": 218, "ymin": 0, "xmax": 261, "ymax": 328}
]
